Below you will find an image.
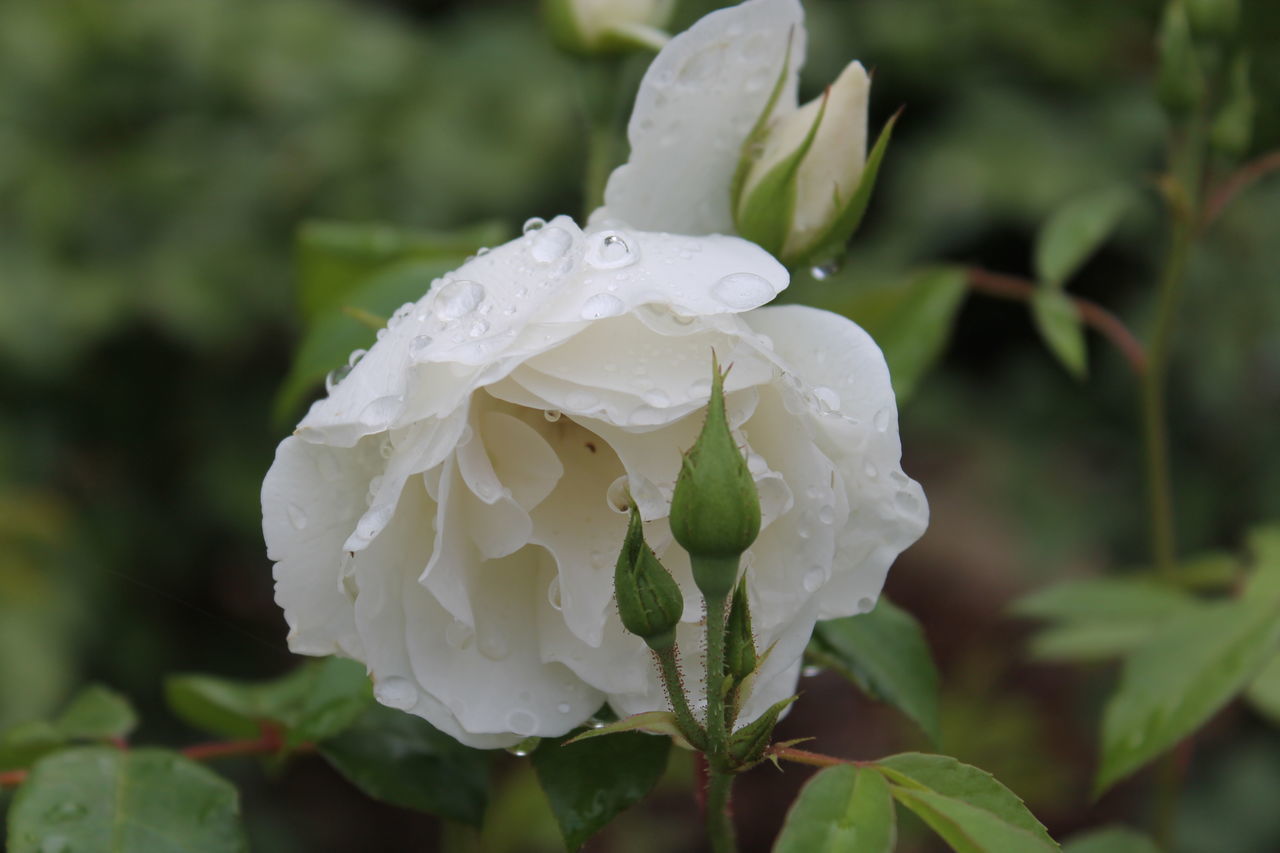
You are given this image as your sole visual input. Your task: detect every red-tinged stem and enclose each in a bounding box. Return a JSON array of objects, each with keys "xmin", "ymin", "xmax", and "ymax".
[
  {"xmin": 766, "ymin": 746, "xmax": 870, "ymax": 769},
  {"xmin": 1202, "ymin": 149, "xmax": 1280, "ymax": 229}
]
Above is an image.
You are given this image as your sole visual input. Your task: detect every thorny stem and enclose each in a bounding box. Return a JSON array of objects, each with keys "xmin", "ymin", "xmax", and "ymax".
[
  {"xmin": 702, "ymin": 586, "xmax": 735, "ymax": 851},
  {"xmin": 965, "ymin": 267, "xmax": 1148, "ymax": 376},
  {"xmin": 653, "ymin": 644, "xmax": 708, "ymax": 749},
  {"xmin": 0, "ymin": 724, "xmax": 303, "ymax": 790}
]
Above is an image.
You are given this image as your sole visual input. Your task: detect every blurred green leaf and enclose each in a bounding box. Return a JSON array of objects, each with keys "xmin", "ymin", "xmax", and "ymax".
[
  {"xmin": 165, "ymin": 667, "xmax": 315, "ymax": 740},
  {"xmin": 840, "ymin": 267, "xmax": 968, "ymax": 404},
  {"xmin": 319, "ymin": 704, "xmax": 491, "ymax": 826},
  {"xmin": 1030, "ymin": 289, "xmax": 1087, "ymax": 379},
  {"xmin": 0, "ymin": 721, "xmax": 63, "ymax": 773},
  {"xmin": 283, "ymin": 657, "xmax": 372, "ymax": 749},
  {"xmin": 1061, "ymin": 825, "xmax": 1161, "ymax": 853},
  {"xmin": 1244, "ymin": 523, "xmax": 1280, "ymax": 602},
  {"xmin": 1096, "ymin": 597, "xmax": 1280, "ymax": 794},
  {"xmin": 774, "ymin": 765, "xmax": 896, "ymax": 853},
  {"xmin": 1034, "ymin": 187, "xmax": 1131, "ymax": 288},
  {"xmin": 297, "ymin": 220, "xmax": 507, "ymax": 322},
  {"xmin": 532, "ymin": 730, "xmax": 671, "ymax": 851},
  {"xmin": 274, "ymin": 257, "xmax": 467, "ymax": 423},
  {"xmin": 1157, "ymin": 0, "xmax": 1206, "ymax": 116},
  {"xmin": 1245, "ymin": 653, "xmax": 1280, "ymax": 726},
  {"xmin": 55, "ymin": 685, "xmax": 137, "ymax": 742},
  {"xmin": 877, "ymin": 753, "xmax": 1055, "ymax": 849},
  {"xmin": 812, "ymin": 599, "xmax": 940, "ymax": 744},
  {"xmin": 7, "ymin": 747, "xmax": 246, "ymax": 853}
]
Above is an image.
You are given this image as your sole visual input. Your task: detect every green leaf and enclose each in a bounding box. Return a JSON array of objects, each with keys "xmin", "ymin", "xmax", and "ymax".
[
  {"xmin": 839, "ymin": 267, "xmax": 968, "ymax": 404},
  {"xmin": 813, "ymin": 600, "xmax": 941, "ymax": 743},
  {"xmin": 1244, "ymin": 523, "xmax": 1280, "ymax": 602},
  {"xmin": 889, "ymin": 787, "xmax": 1058, "ymax": 853},
  {"xmin": 0, "ymin": 721, "xmax": 64, "ymax": 772},
  {"xmin": 55, "ymin": 685, "xmax": 138, "ymax": 741},
  {"xmin": 273, "ymin": 258, "xmax": 466, "ymax": 423},
  {"xmin": 283, "ymin": 657, "xmax": 373, "ymax": 749},
  {"xmin": 773, "ymin": 765, "xmax": 896, "ymax": 853},
  {"xmin": 532, "ymin": 730, "xmax": 670, "ymax": 851},
  {"xmin": 165, "ymin": 666, "xmax": 316, "ymax": 740},
  {"xmin": 297, "ymin": 219, "xmax": 507, "ymax": 322},
  {"xmin": 1011, "ymin": 578, "xmax": 1198, "ymax": 662},
  {"xmin": 1030, "ymin": 289, "xmax": 1087, "ymax": 379},
  {"xmin": 1034, "ymin": 187, "xmax": 1131, "ymax": 288},
  {"xmin": 1061, "ymin": 825, "xmax": 1161, "ymax": 853},
  {"xmin": 876, "ymin": 753, "xmax": 1055, "ymax": 847},
  {"xmin": 319, "ymin": 704, "xmax": 491, "ymax": 826},
  {"xmin": 564, "ymin": 710, "xmax": 694, "ymax": 750},
  {"xmin": 7, "ymin": 747, "xmax": 246, "ymax": 853},
  {"xmin": 1096, "ymin": 597, "xmax": 1280, "ymax": 794},
  {"xmin": 1245, "ymin": 653, "xmax": 1280, "ymax": 726}
]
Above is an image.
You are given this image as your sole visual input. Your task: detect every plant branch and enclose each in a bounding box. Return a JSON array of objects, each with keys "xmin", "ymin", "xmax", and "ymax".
[
  {"xmin": 653, "ymin": 645, "xmax": 708, "ymax": 749},
  {"xmin": 965, "ymin": 267, "xmax": 1148, "ymax": 376},
  {"xmin": 766, "ymin": 746, "xmax": 869, "ymax": 769},
  {"xmin": 705, "ymin": 767, "xmax": 737, "ymax": 853},
  {"xmin": 1202, "ymin": 149, "xmax": 1280, "ymax": 229}
]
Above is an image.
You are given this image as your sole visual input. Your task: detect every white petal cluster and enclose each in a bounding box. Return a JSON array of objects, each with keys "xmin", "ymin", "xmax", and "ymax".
[{"xmin": 262, "ymin": 217, "xmax": 927, "ymax": 747}]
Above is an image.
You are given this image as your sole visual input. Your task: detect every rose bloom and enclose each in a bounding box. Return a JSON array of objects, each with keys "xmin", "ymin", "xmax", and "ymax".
[{"xmin": 262, "ymin": 216, "xmax": 927, "ymax": 748}]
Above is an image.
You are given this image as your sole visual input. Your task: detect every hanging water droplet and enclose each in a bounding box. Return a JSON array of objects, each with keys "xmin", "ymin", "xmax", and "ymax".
[
  {"xmin": 557, "ymin": 702, "xmax": 572, "ymax": 714},
  {"xmin": 433, "ymin": 280, "xmax": 485, "ymax": 320},
  {"xmin": 507, "ymin": 709, "xmax": 539, "ymax": 737},
  {"xmin": 586, "ymin": 230, "xmax": 638, "ymax": 269},
  {"xmin": 586, "ymin": 716, "xmax": 607, "ymax": 730},
  {"xmin": 606, "ymin": 475, "xmax": 632, "ymax": 513},
  {"xmin": 409, "ymin": 335, "xmax": 434, "ymax": 359},
  {"xmin": 543, "ymin": 409, "xmax": 562, "ymax": 422},
  {"xmin": 531, "ymin": 225, "xmax": 572, "ymax": 263},
  {"xmin": 347, "ymin": 348, "xmax": 367, "ymax": 368},
  {"xmin": 478, "ymin": 630, "xmax": 510, "ymax": 661},
  {"xmin": 286, "ymin": 503, "xmax": 308, "ymax": 530},
  {"xmin": 856, "ymin": 596, "xmax": 876, "ymax": 614},
  {"xmin": 712, "ymin": 272, "xmax": 773, "ymax": 309},
  {"xmin": 580, "ymin": 292, "xmax": 626, "ymax": 320},
  {"xmin": 873, "ymin": 407, "xmax": 892, "ymax": 432},
  {"xmin": 817, "ymin": 505, "xmax": 835, "ymax": 525},
  {"xmin": 522, "ymin": 216, "xmax": 547, "ymax": 234},
  {"xmin": 809, "ymin": 259, "xmax": 842, "ymax": 281},
  {"xmin": 547, "ymin": 576, "xmax": 562, "ymax": 611},
  {"xmin": 802, "ymin": 665, "xmax": 823, "ymax": 678},
  {"xmin": 325, "ymin": 364, "xmax": 351, "ymax": 392},
  {"xmin": 802, "ymin": 567, "xmax": 825, "ymax": 592},
  {"xmin": 812, "ymin": 386, "xmax": 841, "ymax": 414},
  {"xmin": 359, "ymin": 395, "xmax": 403, "ymax": 427},
  {"xmin": 506, "ymin": 735, "xmax": 542, "ymax": 756},
  {"xmin": 643, "ymin": 389, "xmax": 670, "ymax": 408},
  {"xmin": 374, "ymin": 677, "xmax": 418, "ymax": 711}
]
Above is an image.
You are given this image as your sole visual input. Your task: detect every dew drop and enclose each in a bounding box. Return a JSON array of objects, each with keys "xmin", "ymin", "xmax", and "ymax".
[
  {"xmin": 557, "ymin": 702, "xmax": 572, "ymax": 714},
  {"xmin": 812, "ymin": 386, "xmax": 841, "ymax": 414},
  {"xmin": 586, "ymin": 716, "xmax": 607, "ymax": 730},
  {"xmin": 802, "ymin": 567, "xmax": 825, "ymax": 592},
  {"xmin": 746, "ymin": 451, "xmax": 769, "ymax": 475},
  {"xmin": 506, "ymin": 735, "xmax": 541, "ymax": 756},
  {"xmin": 547, "ymin": 576, "xmax": 563, "ymax": 611},
  {"xmin": 688, "ymin": 377, "xmax": 712, "ymax": 398},
  {"xmin": 543, "ymin": 409, "xmax": 562, "ymax": 422},
  {"xmin": 409, "ymin": 334, "xmax": 434, "ymax": 359},
  {"xmin": 531, "ymin": 225, "xmax": 573, "ymax": 262},
  {"xmin": 712, "ymin": 272, "xmax": 774, "ymax": 309},
  {"xmin": 360, "ymin": 395, "xmax": 403, "ymax": 427},
  {"xmin": 445, "ymin": 619, "xmax": 475, "ymax": 650},
  {"xmin": 580, "ymin": 292, "xmax": 626, "ymax": 320},
  {"xmin": 325, "ymin": 364, "xmax": 351, "ymax": 392},
  {"xmin": 379, "ymin": 435, "xmax": 394, "ymax": 459},
  {"xmin": 348, "ymin": 348, "xmax": 367, "ymax": 368},
  {"xmin": 586, "ymin": 230, "xmax": 638, "ymax": 269},
  {"xmin": 478, "ymin": 630, "xmax": 510, "ymax": 661},
  {"xmin": 873, "ymin": 407, "xmax": 892, "ymax": 432},
  {"xmin": 817, "ymin": 505, "xmax": 835, "ymax": 525},
  {"xmin": 856, "ymin": 596, "xmax": 876, "ymax": 613},
  {"xmin": 433, "ymin": 280, "xmax": 485, "ymax": 320},
  {"xmin": 809, "ymin": 259, "xmax": 842, "ymax": 281},
  {"xmin": 606, "ymin": 475, "xmax": 632, "ymax": 513},
  {"xmin": 287, "ymin": 503, "xmax": 308, "ymax": 530},
  {"xmin": 629, "ymin": 404, "xmax": 665, "ymax": 426},
  {"xmin": 507, "ymin": 709, "xmax": 539, "ymax": 737},
  {"xmin": 374, "ymin": 676, "xmax": 418, "ymax": 711},
  {"xmin": 522, "ymin": 216, "xmax": 547, "ymax": 234},
  {"xmin": 802, "ymin": 665, "xmax": 823, "ymax": 678}
]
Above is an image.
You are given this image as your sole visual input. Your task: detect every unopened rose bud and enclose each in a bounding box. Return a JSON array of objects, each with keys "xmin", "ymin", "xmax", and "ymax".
[
  {"xmin": 543, "ymin": 0, "xmax": 674, "ymax": 56},
  {"xmin": 724, "ymin": 578, "xmax": 757, "ymax": 684},
  {"xmin": 615, "ymin": 503, "xmax": 684, "ymax": 651},
  {"xmin": 726, "ymin": 696, "xmax": 795, "ymax": 768},
  {"xmin": 670, "ymin": 359, "xmax": 761, "ymax": 599},
  {"xmin": 1157, "ymin": 1, "xmax": 1206, "ymax": 116},
  {"xmin": 1210, "ymin": 54, "xmax": 1253, "ymax": 157},
  {"xmin": 734, "ymin": 60, "xmax": 875, "ymax": 267}
]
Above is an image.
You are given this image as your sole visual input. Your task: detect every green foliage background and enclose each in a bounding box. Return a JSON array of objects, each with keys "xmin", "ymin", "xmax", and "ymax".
[{"xmin": 2, "ymin": 0, "xmax": 1279, "ymax": 850}]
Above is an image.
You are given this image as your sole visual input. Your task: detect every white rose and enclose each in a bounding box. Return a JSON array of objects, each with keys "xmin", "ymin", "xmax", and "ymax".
[{"xmin": 262, "ymin": 217, "xmax": 927, "ymax": 748}]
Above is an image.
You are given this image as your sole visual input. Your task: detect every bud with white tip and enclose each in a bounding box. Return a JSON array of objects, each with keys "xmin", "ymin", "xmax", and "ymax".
[{"xmin": 543, "ymin": 0, "xmax": 674, "ymax": 56}]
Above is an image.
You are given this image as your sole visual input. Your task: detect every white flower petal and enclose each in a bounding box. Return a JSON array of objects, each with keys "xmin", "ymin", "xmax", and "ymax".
[
  {"xmin": 598, "ymin": 0, "xmax": 806, "ymax": 234},
  {"xmin": 479, "ymin": 410, "xmax": 565, "ymax": 512},
  {"xmin": 744, "ymin": 305, "xmax": 929, "ymax": 619},
  {"xmin": 263, "ymin": 435, "xmax": 382, "ymax": 657}
]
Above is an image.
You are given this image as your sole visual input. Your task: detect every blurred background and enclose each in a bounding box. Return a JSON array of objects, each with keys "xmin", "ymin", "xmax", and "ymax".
[{"xmin": 2, "ymin": 0, "xmax": 1278, "ymax": 850}]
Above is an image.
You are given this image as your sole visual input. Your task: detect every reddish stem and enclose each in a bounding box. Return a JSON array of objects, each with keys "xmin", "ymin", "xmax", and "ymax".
[
  {"xmin": 693, "ymin": 750, "xmax": 710, "ymax": 815},
  {"xmin": 1203, "ymin": 149, "xmax": 1280, "ymax": 229},
  {"xmin": 766, "ymin": 746, "xmax": 869, "ymax": 769},
  {"xmin": 966, "ymin": 267, "xmax": 1149, "ymax": 377}
]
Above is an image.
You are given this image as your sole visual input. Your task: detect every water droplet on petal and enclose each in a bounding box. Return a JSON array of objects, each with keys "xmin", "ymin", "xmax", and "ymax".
[
  {"xmin": 522, "ymin": 216, "xmax": 547, "ymax": 234},
  {"xmin": 643, "ymin": 389, "xmax": 670, "ymax": 408},
  {"xmin": 547, "ymin": 576, "xmax": 562, "ymax": 611},
  {"xmin": 374, "ymin": 677, "xmax": 418, "ymax": 711},
  {"xmin": 325, "ymin": 364, "xmax": 351, "ymax": 392},
  {"xmin": 433, "ymin": 280, "xmax": 485, "ymax": 320},
  {"xmin": 360, "ymin": 395, "xmax": 403, "ymax": 427},
  {"xmin": 812, "ymin": 386, "xmax": 841, "ymax": 414},
  {"xmin": 802, "ymin": 665, "xmax": 823, "ymax": 678},
  {"xmin": 606, "ymin": 475, "xmax": 632, "ymax": 513},
  {"xmin": 445, "ymin": 619, "xmax": 474, "ymax": 650},
  {"xmin": 348, "ymin": 348, "xmax": 367, "ymax": 368},
  {"xmin": 586, "ymin": 230, "xmax": 638, "ymax": 269},
  {"xmin": 543, "ymin": 409, "xmax": 562, "ymax": 422},
  {"xmin": 818, "ymin": 505, "xmax": 835, "ymax": 525},
  {"xmin": 478, "ymin": 630, "xmax": 510, "ymax": 661},
  {"xmin": 802, "ymin": 567, "xmax": 825, "ymax": 592},
  {"xmin": 409, "ymin": 335, "xmax": 434, "ymax": 359},
  {"xmin": 580, "ymin": 292, "xmax": 626, "ymax": 320},
  {"xmin": 531, "ymin": 225, "xmax": 572, "ymax": 262},
  {"xmin": 287, "ymin": 503, "xmax": 308, "ymax": 530},
  {"xmin": 873, "ymin": 407, "xmax": 892, "ymax": 432},
  {"xmin": 557, "ymin": 702, "xmax": 572, "ymax": 714},
  {"xmin": 507, "ymin": 709, "xmax": 539, "ymax": 737},
  {"xmin": 712, "ymin": 272, "xmax": 774, "ymax": 309},
  {"xmin": 810, "ymin": 259, "xmax": 842, "ymax": 281},
  {"xmin": 856, "ymin": 596, "xmax": 876, "ymax": 613},
  {"xmin": 506, "ymin": 735, "xmax": 541, "ymax": 756}
]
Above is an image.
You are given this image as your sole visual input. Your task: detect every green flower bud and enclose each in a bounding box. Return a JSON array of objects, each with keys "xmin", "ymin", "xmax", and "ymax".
[
  {"xmin": 1157, "ymin": 1, "xmax": 1206, "ymax": 116},
  {"xmin": 1185, "ymin": 0, "xmax": 1238, "ymax": 40},
  {"xmin": 669, "ymin": 358, "xmax": 761, "ymax": 599},
  {"xmin": 724, "ymin": 578, "xmax": 758, "ymax": 684},
  {"xmin": 614, "ymin": 503, "xmax": 684, "ymax": 651},
  {"xmin": 542, "ymin": 0, "xmax": 673, "ymax": 57},
  {"xmin": 1210, "ymin": 54, "xmax": 1253, "ymax": 157},
  {"xmin": 726, "ymin": 696, "xmax": 796, "ymax": 769}
]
